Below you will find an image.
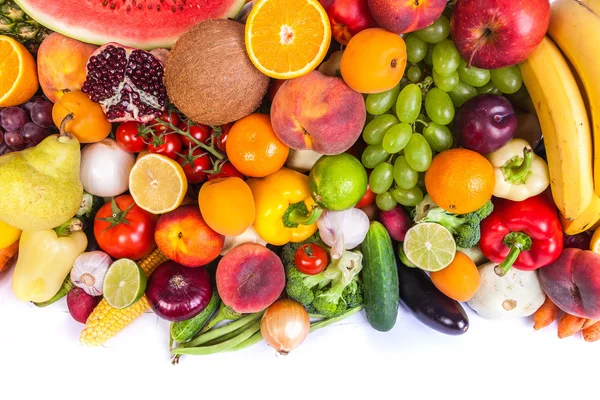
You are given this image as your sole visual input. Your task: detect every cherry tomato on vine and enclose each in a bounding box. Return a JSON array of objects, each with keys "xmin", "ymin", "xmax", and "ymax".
[
  {"xmin": 177, "ymin": 149, "xmax": 212, "ymax": 184},
  {"xmin": 116, "ymin": 121, "xmax": 146, "ymax": 153},
  {"xmin": 93, "ymin": 195, "xmax": 158, "ymax": 260},
  {"xmin": 148, "ymin": 133, "xmax": 182, "ymax": 160},
  {"xmin": 151, "ymin": 110, "xmax": 181, "ymax": 134},
  {"xmin": 294, "ymin": 243, "xmax": 328, "ymax": 275},
  {"xmin": 356, "ymin": 184, "xmax": 376, "ymax": 208},
  {"xmin": 181, "ymin": 124, "xmax": 211, "ymax": 150},
  {"xmin": 208, "ymin": 160, "xmax": 245, "ymax": 180},
  {"xmin": 213, "ymin": 123, "xmax": 232, "ymax": 153}
]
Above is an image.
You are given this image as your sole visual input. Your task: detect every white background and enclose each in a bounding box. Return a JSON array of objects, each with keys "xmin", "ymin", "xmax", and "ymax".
[{"xmin": 1, "ymin": 267, "xmax": 597, "ymax": 399}]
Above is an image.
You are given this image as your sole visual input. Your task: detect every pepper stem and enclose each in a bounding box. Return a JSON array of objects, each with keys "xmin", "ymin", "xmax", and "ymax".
[
  {"xmin": 501, "ymin": 147, "xmax": 533, "ymax": 185},
  {"xmin": 286, "ymin": 205, "xmax": 323, "ymax": 227},
  {"xmin": 494, "ymin": 231, "xmax": 532, "ymax": 277},
  {"xmin": 53, "ymin": 218, "xmax": 83, "ymax": 237},
  {"xmin": 58, "ymin": 114, "xmax": 75, "ymax": 141}
]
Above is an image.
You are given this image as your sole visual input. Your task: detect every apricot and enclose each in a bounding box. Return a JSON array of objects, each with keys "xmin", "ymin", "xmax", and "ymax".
[
  {"xmin": 37, "ymin": 33, "xmax": 97, "ymax": 103},
  {"xmin": 340, "ymin": 28, "xmax": 407, "ymax": 93}
]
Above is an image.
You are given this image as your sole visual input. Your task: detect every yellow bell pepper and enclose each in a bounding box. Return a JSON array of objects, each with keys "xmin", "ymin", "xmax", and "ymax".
[
  {"xmin": 247, "ymin": 168, "xmax": 320, "ymax": 246},
  {"xmin": 12, "ymin": 218, "xmax": 87, "ymax": 303}
]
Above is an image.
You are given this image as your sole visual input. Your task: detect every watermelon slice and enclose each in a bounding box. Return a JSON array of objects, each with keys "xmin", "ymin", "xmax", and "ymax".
[{"xmin": 14, "ymin": 0, "xmax": 247, "ymax": 49}]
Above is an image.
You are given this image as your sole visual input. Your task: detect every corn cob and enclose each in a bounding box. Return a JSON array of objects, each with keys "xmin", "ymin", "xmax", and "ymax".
[{"xmin": 80, "ymin": 247, "xmax": 169, "ymax": 346}]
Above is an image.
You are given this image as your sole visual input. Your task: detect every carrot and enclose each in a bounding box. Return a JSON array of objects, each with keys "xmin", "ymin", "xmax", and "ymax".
[
  {"xmin": 582, "ymin": 321, "xmax": 600, "ymax": 342},
  {"xmin": 583, "ymin": 319, "xmax": 599, "ymax": 330},
  {"xmin": 0, "ymin": 241, "xmax": 19, "ymax": 273},
  {"xmin": 557, "ymin": 313, "xmax": 586, "ymax": 338},
  {"xmin": 533, "ymin": 296, "xmax": 559, "ymax": 330}
]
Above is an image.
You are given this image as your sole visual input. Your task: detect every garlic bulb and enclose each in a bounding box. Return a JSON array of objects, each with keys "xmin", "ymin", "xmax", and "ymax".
[{"xmin": 70, "ymin": 251, "xmax": 112, "ymax": 296}]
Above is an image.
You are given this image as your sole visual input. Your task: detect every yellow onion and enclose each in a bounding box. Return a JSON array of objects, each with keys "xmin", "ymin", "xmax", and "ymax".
[{"xmin": 260, "ymin": 299, "xmax": 310, "ymax": 355}]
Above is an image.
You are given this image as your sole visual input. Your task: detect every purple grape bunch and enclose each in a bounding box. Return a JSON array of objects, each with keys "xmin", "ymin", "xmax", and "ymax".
[{"xmin": 0, "ymin": 97, "xmax": 56, "ymax": 156}]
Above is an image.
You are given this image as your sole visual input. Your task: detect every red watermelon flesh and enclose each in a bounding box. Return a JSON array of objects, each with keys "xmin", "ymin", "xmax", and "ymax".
[{"xmin": 14, "ymin": 0, "xmax": 247, "ymax": 49}]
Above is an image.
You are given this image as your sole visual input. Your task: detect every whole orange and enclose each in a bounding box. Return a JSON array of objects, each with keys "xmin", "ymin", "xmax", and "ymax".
[
  {"xmin": 199, "ymin": 177, "xmax": 256, "ymax": 236},
  {"xmin": 425, "ymin": 148, "xmax": 495, "ymax": 214},
  {"xmin": 430, "ymin": 251, "xmax": 480, "ymax": 302},
  {"xmin": 340, "ymin": 28, "xmax": 407, "ymax": 94},
  {"xmin": 226, "ymin": 113, "xmax": 289, "ymax": 177}
]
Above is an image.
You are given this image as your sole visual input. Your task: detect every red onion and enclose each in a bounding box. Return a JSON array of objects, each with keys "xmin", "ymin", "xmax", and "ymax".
[{"xmin": 146, "ymin": 261, "xmax": 213, "ymax": 322}]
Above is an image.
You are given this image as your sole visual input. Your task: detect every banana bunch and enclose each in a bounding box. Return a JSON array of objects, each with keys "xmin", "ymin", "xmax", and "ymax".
[{"xmin": 519, "ymin": 0, "xmax": 600, "ymax": 234}]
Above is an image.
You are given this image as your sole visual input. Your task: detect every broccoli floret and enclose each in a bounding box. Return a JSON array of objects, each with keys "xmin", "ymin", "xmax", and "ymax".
[
  {"xmin": 474, "ymin": 200, "xmax": 494, "ymax": 220},
  {"xmin": 342, "ymin": 279, "xmax": 363, "ymax": 309},
  {"xmin": 420, "ymin": 207, "xmax": 483, "ymax": 249},
  {"xmin": 285, "ymin": 266, "xmax": 336, "ymax": 307},
  {"xmin": 308, "ymin": 250, "xmax": 364, "ymax": 318}
]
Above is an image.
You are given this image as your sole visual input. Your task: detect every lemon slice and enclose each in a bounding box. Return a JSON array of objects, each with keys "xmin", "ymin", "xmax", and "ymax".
[{"xmin": 129, "ymin": 153, "xmax": 187, "ymax": 214}]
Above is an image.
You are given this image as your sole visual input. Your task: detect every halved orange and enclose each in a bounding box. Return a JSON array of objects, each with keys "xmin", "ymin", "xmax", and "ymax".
[
  {"xmin": 245, "ymin": 0, "xmax": 331, "ymax": 79},
  {"xmin": 0, "ymin": 36, "xmax": 38, "ymax": 107},
  {"xmin": 129, "ymin": 153, "xmax": 188, "ymax": 214}
]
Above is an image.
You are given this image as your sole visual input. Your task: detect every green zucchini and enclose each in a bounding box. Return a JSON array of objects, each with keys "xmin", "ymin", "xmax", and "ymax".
[
  {"xmin": 170, "ymin": 290, "xmax": 221, "ymax": 343},
  {"xmin": 361, "ymin": 221, "xmax": 400, "ymax": 332}
]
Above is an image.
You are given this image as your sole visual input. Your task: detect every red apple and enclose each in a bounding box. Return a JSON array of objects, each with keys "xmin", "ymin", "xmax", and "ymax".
[
  {"xmin": 367, "ymin": 0, "xmax": 446, "ymax": 35},
  {"xmin": 155, "ymin": 205, "xmax": 224, "ymax": 267},
  {"xmin": 450, "ymin": 0, "xmax": 550, "ymax": 69},
  {"xmin": 320, "ymin": 0, "xmax": 378, "ymax": 45}
]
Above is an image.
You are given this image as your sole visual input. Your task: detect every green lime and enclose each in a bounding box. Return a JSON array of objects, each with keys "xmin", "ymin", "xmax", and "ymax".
[
  {"xmin": 403, "ymin": 222, "xmax": 456, "ymax": 272},
  {"xmin": 103, "ymin": 259, "xmax": 147, "ymax": 309},
  {"xmin": 308, "ymin": 153, "xmax": 368, "ymax": 210}
]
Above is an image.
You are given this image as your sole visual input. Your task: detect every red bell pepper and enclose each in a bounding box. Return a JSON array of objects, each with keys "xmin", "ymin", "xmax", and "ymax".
[{"xmin": 479, "ymin": 193, "xmax": 563, "ymax": 277}]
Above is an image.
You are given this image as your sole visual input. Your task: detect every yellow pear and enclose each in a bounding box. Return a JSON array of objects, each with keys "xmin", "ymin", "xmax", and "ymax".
[{"xmin": 0, "ymin": 127, "xmax": 83, "ymax": 231}]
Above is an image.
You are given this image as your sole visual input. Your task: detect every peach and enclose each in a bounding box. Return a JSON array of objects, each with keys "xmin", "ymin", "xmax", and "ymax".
[
  {"xmin": 216, "ymin": 243, "xmax": 285, "ymax": 313},
  {"xmin": 270, "ymin": 70, "xmax": 366, "ymax": 155},
  {"xmin": 37, "ymin": 33, "xmax": 97, "ymax": 103},
  {"xmin": 155, "ymin": 205, "xmax": 224, "ymax": 268},
  {"xmin": 367, "ymin": 0, "xmax": 446, "ymax": 34},
  {"xmin": 539, "ymin": 248, "xmax": 600, "ymax": 319}
]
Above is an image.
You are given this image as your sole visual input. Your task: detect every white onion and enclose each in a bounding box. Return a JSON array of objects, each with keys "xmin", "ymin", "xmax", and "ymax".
[
  {"xmin": 317, "ymin": 209, "xmax": 370, "ymax": 260},
  {"xmin": 80, "ymin": 139, "xmax": 135, "ymax": 197}
]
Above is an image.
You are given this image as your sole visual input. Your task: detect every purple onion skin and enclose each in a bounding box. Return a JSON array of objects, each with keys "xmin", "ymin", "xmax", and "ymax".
[
  {"xmin": 454, "ymin": 94, "xmax": 517, "ymax": 154},
  {"xmin": 146, "ymin": 261, "xmax": 213, "ymax": 322},
  {"xmin": 563, "ymin": 231, "xmax": 592, "ymax": 251},
  {"xmin": 378, "ymin": 206, "xmax": 412, "ymax": 242}
]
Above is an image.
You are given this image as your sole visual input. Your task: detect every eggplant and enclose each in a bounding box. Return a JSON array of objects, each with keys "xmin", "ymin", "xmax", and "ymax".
[{"xmin": 397, "ymin": 261, "xmax": 469, "ymax": 335}]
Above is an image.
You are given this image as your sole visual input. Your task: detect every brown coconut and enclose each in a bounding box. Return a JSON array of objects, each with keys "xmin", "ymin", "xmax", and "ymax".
[{"xmin": 165, "ymin": 19, "xmax": 269, "ymax": 126}]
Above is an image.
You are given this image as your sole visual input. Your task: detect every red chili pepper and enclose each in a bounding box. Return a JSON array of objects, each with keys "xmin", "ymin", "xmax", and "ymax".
[{"xmin": 479, "ymin": 193, "xmax": 563, "ymax": 277}]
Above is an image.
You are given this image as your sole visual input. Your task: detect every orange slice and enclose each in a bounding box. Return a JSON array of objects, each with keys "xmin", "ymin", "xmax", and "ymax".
[
  {"xmin": 245, "ymin": 0, "xmax": 331, "ymax": 79},
  {"xmin": 0, "ymin": 36, "xmax": 38, "ymax": 107},
  {"xmin": 129, "ymin": 153, "xmax": 188, "ymax": 214}
]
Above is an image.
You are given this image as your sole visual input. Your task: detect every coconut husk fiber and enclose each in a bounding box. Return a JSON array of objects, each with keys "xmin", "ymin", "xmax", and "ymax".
[{"xmin": 165, "ymin": 19, "xmax": 269, "ymax": 126}]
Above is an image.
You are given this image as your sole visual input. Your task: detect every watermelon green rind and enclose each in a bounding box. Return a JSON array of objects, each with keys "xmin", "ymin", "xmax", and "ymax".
[{"xmin": 14, "ymin": 0, "xmax": 247, "ymax": 50}]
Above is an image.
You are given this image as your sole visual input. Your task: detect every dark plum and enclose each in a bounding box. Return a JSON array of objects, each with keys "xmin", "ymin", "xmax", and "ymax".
[
  {"xmin": 454, "ymin": 94, "xmax": 517, "ymax": 154},
  {"xmin": 0, "ymin": 107, "xmax": 30, "ymax": 132},
  {"xmin": 30, "ymin": 101, "xmax": 55, "ymax": 128}
]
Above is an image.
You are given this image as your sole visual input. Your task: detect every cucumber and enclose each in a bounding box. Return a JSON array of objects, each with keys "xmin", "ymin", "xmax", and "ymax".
[
  {"xmin": 170, "ymin": 290, "xmax": 221, "ymax": 343},
  {"xmin": 361, "ymin": 221, "xmax": 400, "ymax": 332}
]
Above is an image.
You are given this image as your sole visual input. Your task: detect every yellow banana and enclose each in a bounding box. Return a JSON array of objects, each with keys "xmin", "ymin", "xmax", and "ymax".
[
  {"xmin": 561, "ymin": 193, "xmax": 600, "ymax": 235},
  {"xmin": 548, "ymin": 0, "xmax": 600, "ymax": 198},
  {"xmin": 519, "ymin": 37, "xmax": 593, "ymax": 220}
]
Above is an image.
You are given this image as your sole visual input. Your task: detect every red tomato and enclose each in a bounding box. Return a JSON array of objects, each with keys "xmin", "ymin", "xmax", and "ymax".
[
  {"xmin": 213, "ymin": 123, "xmax": 232, "ymax": 153},
  {"xmin": 115, "ymin": 121, "xmax": 146, "ymax": 153},
  {"xmin": 355, "ymin": 184, "xmax": 376, "ymax": 208},
  {"xmin": 151, "ymin": 110, "xmax": 181, "ymax": 135},
  {"xmin": 177, "ymin": 150, "xmax": 212, "ymax": 184},
  {"xmin": 294, "ymin": 244, "xmax": 328, "ymax": 275},
  {"xmin": 181, "ymin": 124, "xmax": 211, "ymax": 150},
  {"xmin": 208, "ymin": 160, "xmax": 245, "ymax": 180},
  {"xmin": 93, "ymin": 195, "xmax": 158, "ymax": 260},
  {"xmin": 148, "ymin": 133, "xmax": 182, "ymax": 160}
]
